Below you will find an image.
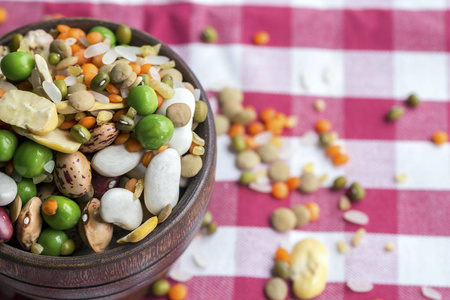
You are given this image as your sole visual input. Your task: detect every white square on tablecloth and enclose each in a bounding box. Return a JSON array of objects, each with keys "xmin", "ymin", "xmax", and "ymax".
[
  {"xmin": 215, "ymin": 135, "xmax": 241, "ymax": 182},
  {"xmin": 394, "ymin": 52, "xmax": 448, "ymax": 101},
  {"xmin": 291, "ymin": 0, "xmax": 344, "ymax": 9},
  {"xmin": 398, "ymin": 235, "xmax": 450, "ymax": 286},
  {"xmin": 241, "ymin": 46, "xmax": 290, "ymax": 94},
  {"xmin": 189, "ymin": 44, "xmax": 243, "ymax": 92},
  {"xmin": 395, "ymin": 141, "xmax": 450, "ymax": 190},
  {"xmin": 290, "ymin": 48, "xmax": 344, "ymax": 97},
  {"xmin": 393, "ymin": 0, "xmax": 446, "ymax": 10}
]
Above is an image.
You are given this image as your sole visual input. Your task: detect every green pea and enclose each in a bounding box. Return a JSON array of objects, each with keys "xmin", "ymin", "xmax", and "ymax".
[
  {"xmin": 348, "ymin": 182, "xmax": 365, "ymax": 202},
  {"xmin": 10, "ymin": 34, "xmax": 24, "ymax": 52},
  {"xmin": 240, "ymin": 171, "xmax": 256, "ymax": 185},
  {"xmin": 128, "ymin": 85, "xmax": 158, "ymax": 116},
  {"xmin": 30, "ymin": 242, "xmax": 43, "ymax": 255},
  {"xmin": 17, "ymin": 178, "xmax": 37, "ymax": 205},
  {"xmin": 54, "ymin": 79, "xmax": 67, "ymax": 98},
  {"xmin": 273, "ymin": 260, "xmax": 290, "ymax": 279},
  {"xmin": 37, "ymin": 228, "xmax": 68, "ymax": 256},
  {"xmin": 207, "ymin": 222, "xmax": 218, "ymax": 234},
  {"xmin": 41, "ymin": 195, "xmax": 81, "ymax": 230},
  {"xmin": 406, "ymin": 94, "xmax": 420, "ymax": 107},
  {"xmin": 116, "ymin": 115, "xmax": 136, "ymax": 131},
  {"xmin": 0, "ymin": 129, "xmax": 18, "ymax": 162},
  {"xmin": 232, "ymin": 135, "xmax": 246, "ymax": 152},
  {"xmin": 89, "ymin": 26, "xmax": 116, "ymax": 47},
  {"xmin": 116, "ymin": 25, "xmax": 132, "ymax": 45},
  {"xmin": 202, "ymin": 211, "xmax": 212, "ymax": 227},
  {"xmin": 70, "ymin": 124, "xmax": 91, "ymax": 144},
  {"xmin": 194, "ymin": 101, "xmax": 208, "ymax": 123},
  {"xmin": 386, "ymin": 106, "xmax": 403, "ymax": 121},
  {"xmin": 1, "ymin": 51, "xmax": 35, "ymax": 81},
  {"xmin": 202, "ymin": 26, "xmax": 218, "ymax": 43},
  {"xmin": 135, "ymin": 114, "xmax": 174, "ymax": 150},
  {"xmin": 48, "ymin": 52, "xmax": 61, "ymax": 65},
  {"xmin": 13, "ymin": 140, "xmax": 53, "ymax": 178},
  {"xmin": 90, "ymin": 72, "xmax": 110, "ymax": 92},
  {"xmin": 152, "ymin": 279, "xmax": 170, "ymax": 297},
  {"xmin": 161, "ymin": 75, "xmax": 173, "ymax": 88},
  {"xmin": 138, "ymin": 74, "xmax": 150, "ymax": 86},
  {"xmin": 332, "ymin": 176, "xmax": 347, "ymax": 190},
  {"xmin": 60, "ymin": 239, "xmax": 76, "ymax": 255},
  {"xmin": 319, "ymin": 132, "xmax": 333, "ymax": 148}
]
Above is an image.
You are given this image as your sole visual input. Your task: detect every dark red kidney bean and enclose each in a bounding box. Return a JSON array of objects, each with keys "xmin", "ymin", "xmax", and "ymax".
[{"xmin": 91, "ymin": 170, "xmax": 120, "ymax": 198}]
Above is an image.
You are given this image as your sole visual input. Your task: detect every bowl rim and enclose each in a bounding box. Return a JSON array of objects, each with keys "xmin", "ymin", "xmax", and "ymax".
[{"xmin": 0, "ymin": 17, "xmax": 216, "ymax": 267}]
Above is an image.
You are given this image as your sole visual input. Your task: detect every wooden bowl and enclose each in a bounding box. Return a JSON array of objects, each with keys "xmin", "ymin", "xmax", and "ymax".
[{"xmin": 0, "ymin": 18, "xmax": 216, "ymax": 300}]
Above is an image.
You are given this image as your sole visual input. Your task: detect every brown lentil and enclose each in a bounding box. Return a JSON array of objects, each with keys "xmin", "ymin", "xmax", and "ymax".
[
  {"xmin": 268, "ymin": 161, "xmax": 290, "ymax": 183},
  {"xmin": 299, "ymin": 172, "xmax": 320, "ymax": 194},
  {"xmin": 236, "ymin": 150, "xmax": 261, "ymax": 170},
  {"xmin": 257, "ymin": 143, "xmax": 279, "ymax": 163},
  {"xmin": 270, "ymin": 208, "xmax": 297, "ymax": 232},
  {"xmin": 292, "ymin": 204, "xmax": 310, "ymax": 228}
]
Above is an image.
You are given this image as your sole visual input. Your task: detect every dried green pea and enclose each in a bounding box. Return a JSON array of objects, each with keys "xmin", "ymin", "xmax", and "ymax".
[
  {"xmin": 333, "ymin": 176, "xmax": 347, "ymax": 190},
  {"xmin": 48, "ymin": 52, "xmax": 61, "ymax": 65},
  {"xmin": 273, "ymin": 260, "xmax": 290, "ymax": 280},
  {"xmin": 116, "ymin": 115, "xmax": 135, "ymax": 131},
  {"xmin": 152, "ymin": 279, "xmax": 170, "ymax": 297},
  {"xmin": 90, "ymin": 72, "xmax": 110, "ymax": 92},
  {"xmin": 240, "ymin": 171, "xmax": 257, "ymax": 185},
  {"xmin": 207, "ymin": 221, "xmax": 218, "ymax": 234},
  {"xmin": 60, "ymin": 239, "xmax": 75, "ymax": 256},
  {"xmin": 54, "ymin": 79, "xmax": 67, "ymax": 98},
  {"xmin": 319, "ymin": 132, "xmax": 333, "ymax": 148},
  {"xmin": 70, "ymin": 124, "xmax": 91, "ymax": 144},
  {"xmin": 194, "ymin": 101, "xmax": 208, "ymax": 123},
  {"xmin": 406, "ymin": 94, "xmax": 420, "ymax": 107},
  {"xmin": 10, "ymin": 34, "xmax": 24, "ymax": 52},
  {"xmin": 348, "ymin": 182, "xmax": 365, "ymax": 202},
  {"xmin": 202, "ymin": 211, "xmax": 212, "ymax": 227},
  {"xmin": 161, "ymin": 75, "xmax": 173, "ymax": 88},
  {"xmin": 232, "ymin": 135, "xmax": 246, "ymax": 152},
  {"xmin": 386, "ymin": 106, "xmax": 404, "ymax": 121},
  {"xmin": 138, "ymin": 74, "xmax": 151, "ymax": 86},
  {"xmin": 202, "ymin": 26, "xmax": 218, "ymax": 43}
]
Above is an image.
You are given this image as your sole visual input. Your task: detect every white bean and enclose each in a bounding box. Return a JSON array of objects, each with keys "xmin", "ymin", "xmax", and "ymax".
[
  {"xmin": 91, "ymin": 144, "xmax": 144, "ymax": 177},
  {"xmin": 99, "ymin": 188, "xmax": 142, "ymax": 231},
  {"xmin": 0, "ymin": 172, "xmax": 17, "ymax": 206}
]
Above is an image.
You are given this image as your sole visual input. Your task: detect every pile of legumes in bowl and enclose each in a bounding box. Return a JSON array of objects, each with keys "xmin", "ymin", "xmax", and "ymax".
[{"xmin": 0, "ymin": 18, "xmax": 216, "ymax": 299}]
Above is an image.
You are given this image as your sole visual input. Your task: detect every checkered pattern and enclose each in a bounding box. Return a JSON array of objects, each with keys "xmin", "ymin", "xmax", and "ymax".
[{"xmin": 1, "ymin": 0, "xmax": 450, "ymax": 299}]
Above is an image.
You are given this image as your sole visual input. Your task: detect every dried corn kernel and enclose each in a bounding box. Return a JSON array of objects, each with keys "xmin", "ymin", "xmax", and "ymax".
[
  {"xmin": 192, "ymin": 132, "xmax": 205, "ymax": 146},
  {"xmin": 337, "ymin": 240, "xmax": 350, "ymax": 254},
  {"xmin": 191, "ymin": 145, "xmax": 205, "ymax": 156},
  {"xmin": 133, "ymin": 179, "xmax": 144, "ymax": 200},
  {"xmin": 303, "ymin": 162, "xmax": 315, "ymax": 173},
  {"xmin": 352, "ymin": 228, "xmax": 366, "ymax": 247},
  {"xmin": 385, "ymin": 242, "xmax": 395, "ymax": 251}
]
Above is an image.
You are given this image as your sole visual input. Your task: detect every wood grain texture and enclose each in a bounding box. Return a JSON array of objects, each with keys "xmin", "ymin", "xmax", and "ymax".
[{"xmin": 0, "ymin": 18, "xmax": 217, "ymax": 300}]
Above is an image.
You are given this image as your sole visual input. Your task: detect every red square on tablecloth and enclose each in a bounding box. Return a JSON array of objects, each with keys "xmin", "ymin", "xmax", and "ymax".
[
  {"xmin": 241, "ymin": 5, "xmax": 291, "ymax": 47},
  {"xmin": 343, "ymin": 9, "xmax": 393, "ymax": 50},
  {"xmin": 190, "ymin": 5, "xmax": 241, "ymax": 44},
  {"xmin": 292, "ymin": 8, "xmax": 343, "ymax": 49},
  {"xmin": 394, "ymin": 10, "xmax": 446, "ymax": 51},
  {"xmin": 143, "ymin": 3, "xmax": 192, "ymax": 44}
]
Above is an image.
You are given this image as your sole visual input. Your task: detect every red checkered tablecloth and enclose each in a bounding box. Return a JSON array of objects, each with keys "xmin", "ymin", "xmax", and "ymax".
[{"xmin": 1, "ymin": 0, "xmax": 450, "ymax": 299}]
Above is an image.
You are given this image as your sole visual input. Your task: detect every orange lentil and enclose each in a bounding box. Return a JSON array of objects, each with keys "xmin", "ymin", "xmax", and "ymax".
[
  {"xmin": 59, "ymin": 120, "xmax": 77, "ymax": 130},
  {"xmin": 77, "ymin": 116, "xmax": 96, "ymax": 130},
  {"xmin": 432, "ymin": 130, "xmax": 448, "ymax": 145},
  {"xmin": 305, "ymin": 202, "xmax": 320, "ymax": 221},
  {"xmin": 108, "ymin": 94, "xmax": 123, "ymax": 103},
  {"xmin": 286, "ymin": 177, "xmax": 301, "ymax": 190},
  {"xmin": 325, "ymin": 144, "xmax": 342, "ymax": 157},
  {"xmin": 68, "ymin": 28, "xmax": 85, "ymax": 39},
  {"xmin": 260, "ymin": 107, "xmax": 276, "ymax": 123},
  {"xmin": 84, "ymin": 72, "xmax": 96, "ymax": 87},
  {"xmin": 126, "ymin": 137, "xmax": 143, "ymax": 153},
  {"xmin": 74, "ymin": 49, "xmax": 92, "ymax": 65},
  {"xmin": 86, "ymin": 31, "xmax": 104, "ymax": 44},
  {"xmin": 315, "ymin": 119, "xmax": 332, "ymax": 133},
  {"xmin": 142, "ymin": 151, "xmax": 155, "ymax": 167},
  {"xmin": 81, "ymin": 63, "xmax": 99, "ymax": 75},
  {"xmin": 156, "ymin": 91, "xmax": 164, "ymax": 108},
  {"xmin": 0, "ymin": 8, "xmax": 7, "ymax": 24},
  {"xmin": 70, "ymin": 43, "xmax": 80, "ymax": 53},
  {"xmin": 57, "ymin": 24, "xmax": 71, "ymax": 33},
  {"xmin": 42, "ymin": 198, "xmax": 58, "ymax": 216},
  {"xmin": 139, "ymin": 63, "xmax": 152, "ymax": 75},
  {"xmin": 106, "ymin": 84, "xmax": 120, "ymax": 94},
  {"xmin": 56, "ymin": 31, "xmax": 70, "ymax": 40},
  {"xmin": 253, "ymin": 31, "xmax": 270, "ymax": 45},
  {"xmin": 245, "ymin": 136, "xmax": 258, "ymax": 150},
  {"xmin": 272, "ymin": 182, "xmax": 289, "ymax": 199},
  {"xmin": 0, "ymin": 89, "xmax": 5, "ymax": 98},
  {"xmin": 332, "ymin": 152, "xmax": 349, "ymax": 166},
  {"xmin": 92, "ymin": 53, "xmax": 105, "ymax": 68},
  {"xmin": 168, "ymin": 284, "xmax": 187, "ymax": 300},
  {"xmin": 228, "ymin": 123, "xmax": 245, "ymax": 137},
  {"xmin": 129, "ymin": 62, "xmax": 141, "ymax": 75},
  {"xmin": 248, "ymin": 121, "xmax": 265, "ymax": 136},
  {"xmin": 156, "ymin": 144, "xmax": 169, "ymax": 153},
  {"xmin": 266, "ymin": 119, "xmax": 284, "ymax": 136},
  {"xmin": 124, "ymin": 178, "xmax": 138, "ymax": 193},
  {"xmin": 112, "ymin": 109, "xmax": 128, "ymax": 122},
  {"xmin": 274, "ymin": 248, "xmax": 290, "ymax": 263},
  {"xmin": 54, "ymin": 74, "xmax": 66, "ymax": 81},
  {"xmin": 114, "ymin": 132, "xmax": 131, "ymax": 145}
]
